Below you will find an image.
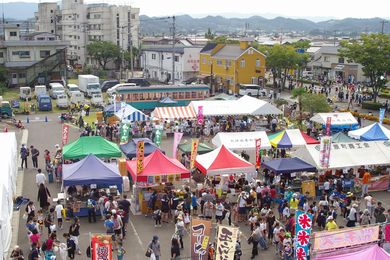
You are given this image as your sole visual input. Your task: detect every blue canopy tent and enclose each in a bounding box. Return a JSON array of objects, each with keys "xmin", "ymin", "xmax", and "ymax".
[
  {"xmin": 263, "ymin": 157, "xmax": 317, "ymax": 174},
  {"xmin": 348, "ymin": 122, "xmax": 390, "ymax": 141},
  {"xmin": 120, "ymin": 138, "xmax": 163, "ymax": 159},
  {"xmin": 63, "ymin": 154, "xmax": 123, "ymax": 190}
]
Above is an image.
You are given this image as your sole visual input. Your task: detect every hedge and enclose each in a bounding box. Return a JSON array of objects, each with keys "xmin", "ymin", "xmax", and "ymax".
[
  {"xmin": 342, "ymin": 110, "xmax": 390, "ymax": 125},
  {"xmin": 362, "ymin": 102, "xmax": 384, "ymax": 110}
]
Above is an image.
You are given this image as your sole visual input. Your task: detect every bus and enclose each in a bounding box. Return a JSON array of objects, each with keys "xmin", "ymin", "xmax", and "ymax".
[{"xmin": 115, "ymin": 84, "xmax": 210, "ymax": 110}]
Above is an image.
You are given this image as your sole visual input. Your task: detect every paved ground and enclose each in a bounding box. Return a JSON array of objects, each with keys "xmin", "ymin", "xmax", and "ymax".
[{"xmin": 11, "ymin": 95, "xmax": 390, "ymax": 260}]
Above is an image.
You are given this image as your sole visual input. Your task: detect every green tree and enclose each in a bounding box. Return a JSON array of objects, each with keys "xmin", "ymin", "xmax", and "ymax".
[
  {"xmin": 205, "ymin": 28, "xmax": 215, "ymax": 40},
  {"xmin": 0, "ymin": 65, "xmax": 8, "ymax": 94},
  {"xmin": 339, "ymin": 33, "xmax": 390, "ymax": 102},
  {"xmin": 210, "ymin": 36, "xmax": 239, "ymax": 44},
  {"xmin": 292, "ymin": 40, "xmax": 311, "ymax": 50},
  {"xmin": 123, "ymin": 46, "xmax": 140, "ymax": 68},
  {"xmin": 291, "ymin": 87, "xmax": 306, "ymax": 125},
  {"xmin": 301, "ymin": 93, "xmax": 331, "ymax": 115},
  {"xmin": 86, "ymin": 41, "xmax": 121, "ymax": 70}
]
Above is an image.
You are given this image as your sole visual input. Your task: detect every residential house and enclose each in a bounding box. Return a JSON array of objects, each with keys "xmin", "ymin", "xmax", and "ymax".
[
  {"xmin": 141, "ymin": 45, "xmax": 202, "ymax": 83},
  {"xmin": 199, "ymin": 38, "xmax": 266, "ymax": 94},
  {"xmin": 0, "ymin": 25, "xmax": 69, "ymax": 86},
  {"xmin": 308, "ymin": 46, "xmax": 366, "ymax": 83}
]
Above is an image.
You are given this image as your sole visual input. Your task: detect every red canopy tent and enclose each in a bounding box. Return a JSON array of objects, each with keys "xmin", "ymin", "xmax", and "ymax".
[
  {"xmin": 126, "ymin": 149, "xmax": 190, "ymax": 183},
  {"xmin": 195, "ymin": 145, "xmax": 256, "ymax": 176}
]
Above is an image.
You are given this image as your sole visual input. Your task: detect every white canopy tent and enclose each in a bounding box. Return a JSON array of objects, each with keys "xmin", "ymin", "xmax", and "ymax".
[
  {"xmin": 114, "ymin": 104, "xmax": 151, "ymax": 122},
  {"xmin": 212, "ymin": 131, "xmax": 271, "ymax": 150},
  {"xmin": 0, "ymin": 133, "xmax": 18, "ymax": 258},
  {"xmin": 293, "ymin": 141, "xmax": 390, "ymax": 170},
  {"xmin": 189, "ymin": 95, "xmax": 282, "ymax": 116},
  {"xmin": 310, "ymin": 112, "xmax": 358, "ymax": 128}
]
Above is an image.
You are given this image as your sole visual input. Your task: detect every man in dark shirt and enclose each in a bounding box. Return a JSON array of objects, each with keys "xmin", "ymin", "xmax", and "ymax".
[
  {"xmin": 30, "ymin": 145, "xmax": 39, "ymax": 168},
  {"xmin": 118, "ymin": 194, "xmax": 131, "ymax": 238}
]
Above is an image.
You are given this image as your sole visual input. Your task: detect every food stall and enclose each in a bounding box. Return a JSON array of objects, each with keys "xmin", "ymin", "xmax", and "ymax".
[
  {"xmin": 62, "ymin": 154, "xmax": 123, "ymax": 217},
  {"xmin": 310, "ymin": 112, "xmax": 359, "ymax": 131},
  {"xmin": 294, "ymin": 141, "xmax": 390, "ymax": 192},
  {"xmin": 120, "ymin": 138, "xmax": 162, "ymax": 160},
  {"xmin": 126, "ymin": 150, "xmax": 190, "ymax": 215}
]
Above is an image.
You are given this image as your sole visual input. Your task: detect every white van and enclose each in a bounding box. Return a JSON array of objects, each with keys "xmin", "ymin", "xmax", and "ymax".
[
  {"xmin": 91, "ymin": 92, "xmax": 104, "ymax": 107},
  {"xmin": 70, "ymin": 91, "xmax": 85, "ymax": 104},
  {"xmin": 67, "ymin": 84, "xmax": 80, "ymax": 96},
  {"xmin": 238, "ymin": 84, "xmax": 264, "ymax": 96},
  {"xmin": 34, "ymin": 85, "xmax": 47, "ymax": 97},
  {"xmin": 49, "ymin": 83, "xmax": 65, "ymax": 99},
  {"xmin": 20, "ymin": 86, "xmax": 32, "ymax": 100},
  {"xmin": 57, "ymin": 94, "xmax": 69, "ymax": 108}
]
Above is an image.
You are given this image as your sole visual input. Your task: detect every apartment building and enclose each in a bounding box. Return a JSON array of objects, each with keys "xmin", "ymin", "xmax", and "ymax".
[
  {"xmin": 35, "ymin": 0, "xmax": 140, "ymax": 67},
  {"xmin": 0, "ymin": 25, "xmax": 69, "ymax": 86}
]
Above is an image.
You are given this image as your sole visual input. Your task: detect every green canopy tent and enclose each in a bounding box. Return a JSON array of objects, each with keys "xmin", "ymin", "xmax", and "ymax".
[
  {"xmin": 178, "ymin": 141, "xmax": 214, "ymax": 155},
  {"xmin": 331, "ymin": 132, "xmax": 357, "ymax": 143},
  {"xmin": 63, "ymin": 136, "xmax": 122, "ymax": 160}
]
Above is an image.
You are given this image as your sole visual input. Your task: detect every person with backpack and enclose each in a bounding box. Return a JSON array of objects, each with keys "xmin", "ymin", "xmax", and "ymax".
[
  {"xmin": 69, "ymin": 217, "xmax": 81, "ymax": 255},
  {"xmin": 20, "ymin": 144, "xmax": 29, "ymax": 169},
  {"xmin": 63, "ymin": 233, "xmax": 76, "ymax": 259},
  {"xmin": 87, "ymin": 197, "xmax": 97, "ymax": 223},
  {"xmin": 30, "ymin": 145, "xmax": 40, "ymax": 168},
  {"xmin": 29, "ymin": 243, "xmax": 39, "ymax": 260},
  {"xmin": 104, "ymin": 214, "xmax": 115, "ymax": 240}
]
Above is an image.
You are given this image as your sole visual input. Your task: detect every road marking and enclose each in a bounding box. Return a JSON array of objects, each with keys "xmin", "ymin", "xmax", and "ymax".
[{"xmin": 129, "ymin": 218, "xmax": 145, "ymax": 250}]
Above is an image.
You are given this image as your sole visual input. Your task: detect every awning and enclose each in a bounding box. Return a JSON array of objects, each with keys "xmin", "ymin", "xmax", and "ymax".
[
  {"xmin": 212, "ymin": 131, "xmax": 271, "ymax": 150},
  {"xmin": 263, "ymin": 157, "xmax": 317, "ymax": 174},
  {"xmin": 310, "ymin": 112, "xmax": 359, "ymax": 129},
  {"xmin": 151, "ymin": 106, "xmax": 196, "ymax": 120}
]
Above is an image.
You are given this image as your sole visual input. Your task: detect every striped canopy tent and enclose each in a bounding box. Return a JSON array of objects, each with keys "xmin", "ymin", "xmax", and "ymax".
[
  {"xmin": 268, "ymin": 129, "xmax": 320, "ymax": 148},
  {"xmin": 151, "ymin": 105, "xmax": 196, "ymax": 120},
  {"xmin": 114, "ymin": 104, "xmax": 151, "ymax": 122}
]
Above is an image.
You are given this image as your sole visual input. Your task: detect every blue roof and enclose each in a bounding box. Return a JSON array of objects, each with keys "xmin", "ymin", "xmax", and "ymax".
[
  {"xmin": 263, "ymin": 157, "xmax": 317, "ymax": 174},
  {"xmin": 120, "ymin": 138, "xmax": 162, "ymax": 159},
  {"xmin": 361, "ymin": 123, "xmax": 389, "ymax": 141}
]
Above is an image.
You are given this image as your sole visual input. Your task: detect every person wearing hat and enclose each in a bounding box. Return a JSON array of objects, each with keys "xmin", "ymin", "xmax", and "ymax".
[
  {"xmin": 360, "ymin": 209, "xmax": 371, "ymax": 225},
  {"xmin": 325, "ymin": 216, "xmax": 338, "ymax": 231},
  {"xmin": 10, "ymin": 245, "xmax": 24, "ymax": 260},
  {"xmin": 346, "ymin": 204, "xmax": 358, "ymax": 227},
  {"xmin": 147, "ymin": 235, "xmax": 161, "ymax": 260}
]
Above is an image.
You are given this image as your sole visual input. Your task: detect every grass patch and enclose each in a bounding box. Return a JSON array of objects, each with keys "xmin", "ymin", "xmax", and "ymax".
[
  {"xmin": 1, "ymin": 88, "xmax": 19, "ymax": 100},
  {"xmin": 83, "ymin": 112, "xmax": 97, "ymax": 125}
]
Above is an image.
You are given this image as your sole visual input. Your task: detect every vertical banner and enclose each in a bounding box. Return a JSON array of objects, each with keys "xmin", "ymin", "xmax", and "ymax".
[
  {"xmin": 154, "ymin": 126, "xmax": 163, "ymax": 147},
  {"xmin": 91, "ymin": 233, "xmax": 113, "ymax": 260},
  {"xmin": 119, "ymin": 123, "xmax": 130, "ymax": 144},
  {"xmin": 197, "ymin": 105, "xmax": 204, "ymax": 125},
  {"xmin": 379, "ymin": 108, "xmax": 385, "ymax": 124},
  {"xmin": 325, "ymin": 117, "xmax": 332, "ymax": 136},
  {"xmin": 190, "ymin": 139, "xmax": 199, "ymax": 169},
  {"xmin": 136, "ymin": 140, "xmax": 144, "ymax": 174},
  {"xmin": 62, "ymin": 124, "xmax": 69, "ymax": 145},
  {"xmin": 191, "ymin": 219, "xmax": 212, "ymax": 260},
  {"xmin": 172, "ymin": 132, "xmax": 184, "ymax": 159},
  {"xmin": 295, "ymin": 211, "xmax": 313, "ymax": 260},
  {"xmin": 215, "ymin": 225, "xmax": 239, "ymax": 260},
  {"xmin": 319, "ymin": 136, "xmax": 331, "ymax": 168},
  {"xmin": 255, "ymin": 138, "xmax": 261, "ymax": 169}
]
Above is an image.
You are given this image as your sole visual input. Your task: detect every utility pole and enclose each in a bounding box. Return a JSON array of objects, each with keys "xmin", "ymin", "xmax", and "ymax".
[
  {"xmin": 129, "ymin": 8, "xmax": 134, "ymax": 78},
  {"xmin": 380, "ymin": 20, "xmax": 388, "ymax": 34},
  {"xmin": 171, "ymin": 15, "xmax": 176, "ymax": 85}
]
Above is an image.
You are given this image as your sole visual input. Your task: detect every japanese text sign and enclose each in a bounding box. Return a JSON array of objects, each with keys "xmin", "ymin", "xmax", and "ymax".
[
  {"xmin": 62, "ymin": 124, "xmax": 69, "ymax": 145},
  {"xmin": 295, "ymin": 211, "xmax": 313, "ymax": 260},
  {"xmin": 190, "ymin": 138, "xmax": 199, "ymax": 169},
  {"xmin": 91, "ymin": 233, "xmax": 112, "ymax": 260},
  {"xmin": 191, "ymin": 219, "xmax": 212, "ymax": 260},
  {"xmin": 215, "ymin": 225, "xmax": 239, "ymax": 260},
  {"xmin": 136, "ymin": 140, "xmax": 144, "ymax": 174}
]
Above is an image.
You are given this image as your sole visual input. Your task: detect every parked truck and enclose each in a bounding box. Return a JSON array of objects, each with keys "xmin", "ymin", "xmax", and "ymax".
[
  {"xmin": 78, "ymin": 75, "xmax": 100, "ymax": 97},
  {"xmin": 34, "ymin": 85, "xmax": 47, "ymax": 98},
  {"xmin": 0, "ymin": 96, "xmax": 13, "ymax": 118}
]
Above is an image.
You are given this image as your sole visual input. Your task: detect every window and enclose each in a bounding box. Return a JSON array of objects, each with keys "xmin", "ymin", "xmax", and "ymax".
[
  {"xmin": 323, "ymin": 56, "xmax": 330, "ymax": 62},
  {"xmin": 226, "ymin": 60, "xmax": 231, "ymax": 67},
  {"xmin": 202, "ymin": 57, "xmax": 206, "ymax": 64},
  {"xmin": 18, "ymin": 73, "xmax": 26, "ymax": 78},
  {"xmin": 179, "ymin": 92, "xmax": 185, "ymax": 99},
  {"xmin": 256, "ymin": 59, "xmax": 260, "ymax": 67},
  {"xmin": 0, "ymin": 52, "xmax": 3, "ymax": 58},
  {"xmin": 240, "ymin": 59, "xmax": 246, "ymax": 68},
  {"xmin": 19, "ymin": 51, "xmax": 30, "ymax": 58},
  {"xmin": 174, "ymin": 56, "xmax": 179, "ymax": 62},
  {"xmin": 338, "ymin": 57, "xmax": 344, "ymax": 64},
  {"xmin": 40, "ymin": 50, "xmax": 51, "ymax": 58},
  {"xmin": 191, "ymin": 92, "xmax": 197, "ymax": 98},
  {"xmin": 152, "ymin": 54, "xmax": 156, "ymax": 60},
  {"xmin": 12, "ymin": 51, "xmax": 19, "ymax": 56},
  {"xmin": 93, "ymin": 14, "xmax": 101, "ymax": 19},
  {"xmin": 131, "ymin": 14, "xmax": 136, "ymax": 19},
  {"xmin": 161, "ymin": 54, "xmax": 164, "ymax": 60},
  {"xmin": 9, "ymin": 31, "xmax": 17, "ymax": 37},
  {"xmin": 37, "ymin": 37, "xmax": 45, "ymax": 41},
  {"xmin": 217, "ymin": 59, "xmax": 222, "ymax": 66}
]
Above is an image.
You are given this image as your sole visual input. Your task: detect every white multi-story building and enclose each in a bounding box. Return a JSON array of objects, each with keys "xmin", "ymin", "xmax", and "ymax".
[
  {"xmin": 141, "ymin": 46, "xmax": 202, "ymax": 83},
  {"xmin": 0, "ymin": 25, "xmax": 69, "ymax": 86},
  {"xmin": 35, "ymin": 0, "xmax": 140, "ymax": 67}
]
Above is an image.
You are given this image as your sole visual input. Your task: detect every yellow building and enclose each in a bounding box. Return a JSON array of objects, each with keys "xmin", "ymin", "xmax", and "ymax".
[{"xmin": 199, "ymin": 38, "xmax": 266, "ymax": 94}]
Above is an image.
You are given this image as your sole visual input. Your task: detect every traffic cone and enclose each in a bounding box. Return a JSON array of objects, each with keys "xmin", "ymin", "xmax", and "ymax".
[
  {"xmin": 45, "ymin": 116, "xmax": 48, "ymax": 122},
  {"xmin": 3, "ymin": 127, "xmax": 7, "ymax": 132},
  {"xmin": 26, "ymin": 117, "xmax": 30, "ymax": 123}
]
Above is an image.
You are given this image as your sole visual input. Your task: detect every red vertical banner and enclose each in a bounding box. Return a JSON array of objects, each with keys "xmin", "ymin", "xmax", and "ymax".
[
  {"xmin": 255, "ymin": 138, "xmax": 261, "ymax": 169},
  {"xmin": 62, "ymin": 124, "xmax": 69, "ymax": 145},
  {"xmin": 190, "ymin": 139, "xmax": 199, "ymax": 169},
  {"xmin": 136, "ymin": 141, "xmax": 145, "ymax": 174},
  {"xmin": 191, "ymin": 218, "xmax": 212, "ymax": 260},
  {"xmin": 326, "ymin": 117, "xmax": 332, "ymax": 136},
  {"xmin": 91, "ymin": 234, "xmax": 113, "ymax": 260},
  {"xmin": 197, "ymin": 106, "xmax": 204, "ymax": 125}
]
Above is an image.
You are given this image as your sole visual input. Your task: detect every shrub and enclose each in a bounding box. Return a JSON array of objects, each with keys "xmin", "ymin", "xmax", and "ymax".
[{"xmin": 362, "ymin": 102, "xmax": 384, "ymax": 110}]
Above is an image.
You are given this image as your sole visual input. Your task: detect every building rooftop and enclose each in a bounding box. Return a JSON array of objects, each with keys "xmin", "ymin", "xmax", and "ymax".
[
  {"xmin": 317, "ymin": 46, "xmax": 340, "ymax": 55},
  {"xmin": 200, "ymin": 43, "xmax": 217, "ymax": 54},
  {"xmin": 212, "ymin": 45, "xmax": 245, "ymax": 59},
  {"xmin": 0, "ymin": 40, "xmax": 69, "ymax": 47}
]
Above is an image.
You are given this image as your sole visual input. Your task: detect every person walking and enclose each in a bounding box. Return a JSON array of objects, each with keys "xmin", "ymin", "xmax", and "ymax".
[
  {"xmin": 374, "ymin": 202, "xmax": 386, "ymax": 223},
  {"xmin": 87, "ymin": 197, "xmax": 97, "ymax": 223},
  {"xmin": 35, "ymin": 169, "xmax": 46, "ymax": 187},
  {"xmin": 170, "ymin": 237, "xmax": 180, "ymax": 260},
  {"xmin": 175, "ymin": 215, "xmax": 185, "ymax": 249},
  {"xmin": 116, "ymin": 241, "xmax": 126, "ymax": 260},
  {"xmin": 148, "ymin": 235, "xmax": 161, "ymax": 260},
  {"xmin": 55, "ymin": 200, "xmax": 64, "ymax": 230},
  {"xmin": 361, "ymin": 170, "xmax": 371, "ymax": 196},
  {"xmin": 30, "ymin": 145, "xmax": 40, "ymax": 168},
  {"xmin": 20, "ymin": 144, "xmax": 29, "ymax": 169},
  {"xmin": 25, "ymin": 201, "xmax": 36, "ymax": 220},
  {"xmin": 69, "ymin": 217, "xmax": 81, "ymax": 255},
  {"xmin": 63, "ymin": 233, "xmax": 76, "ymax": 259},
  {"xmin": 37, "ymin": 183, "xmax": 51, "ymax": 211}
]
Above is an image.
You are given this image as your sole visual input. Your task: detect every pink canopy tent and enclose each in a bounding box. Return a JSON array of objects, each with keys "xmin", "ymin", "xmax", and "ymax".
[{"xmin": 314, "ymin": 245, "xmax": 390, "ymax": 260}]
